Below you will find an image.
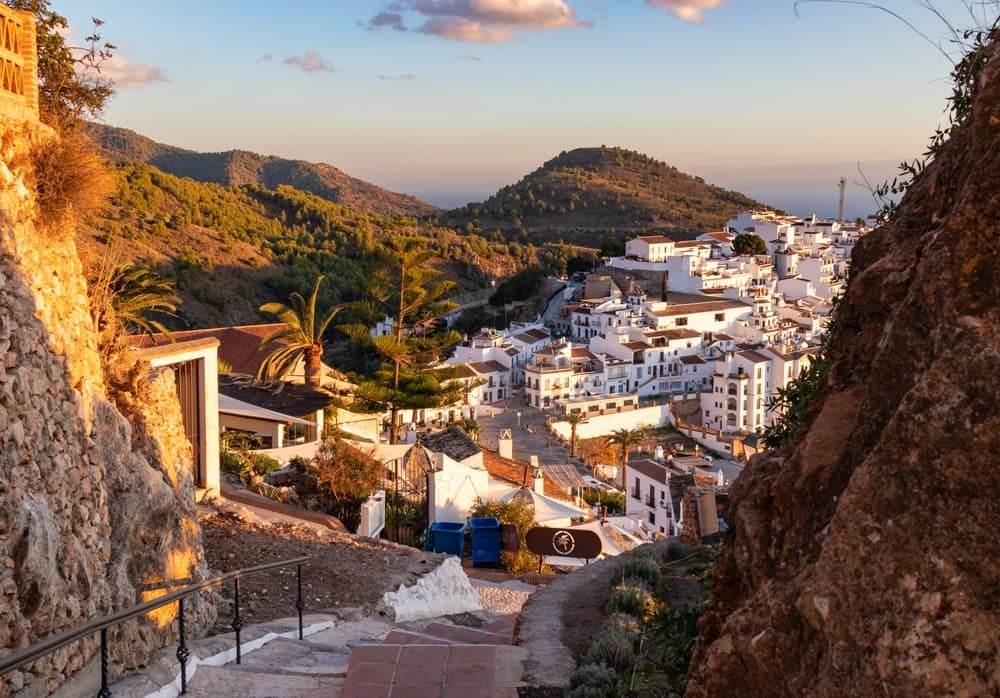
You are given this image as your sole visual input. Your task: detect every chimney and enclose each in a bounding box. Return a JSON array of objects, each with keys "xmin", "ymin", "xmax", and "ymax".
[
  {"xmin": 533, "ymin": 468, "xmax": 545, "ymax": 494},
  {"xmin": 498, "ymin": 428, "xmax": 513, "ymax": 459}
]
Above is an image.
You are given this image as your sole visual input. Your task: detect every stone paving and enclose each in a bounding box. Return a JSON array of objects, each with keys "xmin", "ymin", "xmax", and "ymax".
[{"xmin": 475, "ymin": 387, "xmax": 578, "ymax": 468}]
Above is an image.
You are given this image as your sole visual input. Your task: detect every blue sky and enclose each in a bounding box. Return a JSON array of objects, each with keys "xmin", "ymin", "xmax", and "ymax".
[{"xmin": 56, "ymin": 1, "xmax": 992, "ymax": 220}]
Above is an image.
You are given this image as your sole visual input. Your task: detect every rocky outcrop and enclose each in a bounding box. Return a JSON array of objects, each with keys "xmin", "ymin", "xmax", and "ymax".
[
  {"xmin": 0, "ymin": 119, "xmax": 213, "ymax": 695},
  {"xmin": 685, "ymin": 41, "xmax": 1000, "ymax": 698}
]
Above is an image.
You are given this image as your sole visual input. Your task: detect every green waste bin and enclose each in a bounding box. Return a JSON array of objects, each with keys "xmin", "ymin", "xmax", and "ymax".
[
  {"xmin": 429, "ymin": 521, "xmax": 467, "ymax": 556},
  {"xmin": 469, "ymin": 517, "xmax": 501, "ymax": 567}
]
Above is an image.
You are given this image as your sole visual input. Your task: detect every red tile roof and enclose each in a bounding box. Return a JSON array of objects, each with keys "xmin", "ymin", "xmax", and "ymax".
[{"xmin": 131, "ymin": 324, "xmax": 292, "ymax": 377}]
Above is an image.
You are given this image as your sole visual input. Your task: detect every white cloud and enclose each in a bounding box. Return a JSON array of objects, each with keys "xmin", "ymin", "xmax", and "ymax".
[
  {"xmin": 368, "ymin": 0, "xmax": 590, "ymax": 43},
  {"xmin": 95, "ymin": 55, "xmax": 168, "ymax": 89},
  {"xmin": 645, "ymin": 0, "xmax": 729, "ymax": 24},
  {"xmin": 283, "ymin": 50, "xmax": 335, "ymax": 74}
]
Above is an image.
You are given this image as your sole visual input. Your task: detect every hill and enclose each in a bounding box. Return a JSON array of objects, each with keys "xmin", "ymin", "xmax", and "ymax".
[
  {"xmin": 443, "ymin": 146, "xmax": 771, "ymax": 246},
  {"xmin": 77, "ymin": 131, "xmax": 774, "ymax": 330},
  {"xmin": 76, "ymin": 161, "xmax": 522, "ymax": 329},
  {"xmin": 86, "ymin": 123, "xmax": 441, "ymax": 219}
]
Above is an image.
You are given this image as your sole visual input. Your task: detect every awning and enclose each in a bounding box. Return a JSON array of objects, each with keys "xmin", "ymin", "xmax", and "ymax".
[{"xmin": 218, "ymin": 394, "xmax": 317, "ymax": 426}]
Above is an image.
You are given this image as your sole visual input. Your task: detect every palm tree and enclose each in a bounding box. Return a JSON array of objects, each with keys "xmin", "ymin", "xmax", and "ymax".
[
  {"xmin": 605, "ymin": 427, "xmax": 643, "ymax": 498},
  {"xmin": 562, "ymin": 412, "xmax": 589, "ymax": 458},
  {"xmin": 89, "ymin": 262, "xmax": 180, "ymax": 350},
  {"xmin": 256, "ymin": 275, "xmax": 341, "ymax": 387}
]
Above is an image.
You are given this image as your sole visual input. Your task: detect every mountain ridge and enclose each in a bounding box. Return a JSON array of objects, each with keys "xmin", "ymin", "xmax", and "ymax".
[{"xmin": 86, "ymin": 123, "xmax": 441, "ymax": 219}]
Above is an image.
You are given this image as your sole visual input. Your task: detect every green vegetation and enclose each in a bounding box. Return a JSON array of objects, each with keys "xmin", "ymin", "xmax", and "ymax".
[
  {"xmin": 88, "ymin": 262, "xmax": 180, "ymax": 355},
  {"xmin": 307, "ymin": 435, "xmax": 382, "ymax": 534},
  {"xmin": 762, "ymin": 344, "xmax": 830, "ymax": 450},
  {"xmin": 6, "ymin": 0, "xmax": 115, "ymax": 125},
  {"xmin": 445, "ymin": 146, "xmax": 768, "ymax": 246},
  {"xmin": 605, "ymin": 428, "xmax": 643, "ymax": 496},
  {"xmin": 489, "ymin": 266, "xmax": 546, "ymax": 305},
  {"xmin": 561, "ymin": 412, "xmax": 589, "ymax": 458},
  {"xmin": 342, "ymin": 236, "xmax": 465, "ymax": 443},
  {"xmin": 255, "ymin": 275, "xmax": 342, "ymax": 387},
  {"xmin": 570, "ymin": 542, "xmax": 714, "ymax": 697},
  {"xmin": 579, "ymin": 488, "xmax": 625, "ymax": 515},
  {"xmin": 732, "ymin": 233, "xmax": 767, "ymax": 256},
  {"xmin": 220, "ymin": 431, "xmax": 281, "ymax": 485},
  {"xmin": 469, "ymin": 499, "xmax": 540, "ymax": 575}
]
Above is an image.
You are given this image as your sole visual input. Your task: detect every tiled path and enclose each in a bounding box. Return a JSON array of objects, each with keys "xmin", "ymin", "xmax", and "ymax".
[
  {"xmin": 341, "ymin": 615, "xmax": 519, "ymax": 698},
  {"xmin": 339, "ymin": 557, "xmax": 525, "ymax": 697}
]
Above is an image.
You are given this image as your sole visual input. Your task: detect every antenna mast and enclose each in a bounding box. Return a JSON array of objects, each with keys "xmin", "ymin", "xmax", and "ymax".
[{"xmin": 838, "ymin": 177, "xmax": 847, "ymax": 225}]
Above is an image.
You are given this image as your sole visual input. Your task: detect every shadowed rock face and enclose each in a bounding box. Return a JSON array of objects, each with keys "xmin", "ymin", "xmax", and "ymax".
[
  {"xmin": 685, "ymin": 41, "xmax": 1000, "ymax": 698},
  {"xmin": 0, "ymin": 121, "xmax": 213, "ymax": 694}
]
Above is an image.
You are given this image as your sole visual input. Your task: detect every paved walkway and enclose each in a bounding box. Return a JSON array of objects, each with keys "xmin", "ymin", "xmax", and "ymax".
[{"xmin": 476, "ymin": 388, "xmax": 577, "ymax": 467}]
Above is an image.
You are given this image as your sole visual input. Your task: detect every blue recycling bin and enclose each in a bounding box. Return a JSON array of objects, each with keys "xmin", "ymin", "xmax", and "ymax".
[
  {"xmin": 429, "ymin": 521, "xmax": 467, "ymax": 556},
  {"xmin": 469, "ymin": 516, "xmax": 501, "ymax": 567}
]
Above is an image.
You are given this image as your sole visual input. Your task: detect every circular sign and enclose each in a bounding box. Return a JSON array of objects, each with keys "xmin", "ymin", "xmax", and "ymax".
[{"xmin": 552, "ymin": 530, "xmax": 576, "ymax": 556}]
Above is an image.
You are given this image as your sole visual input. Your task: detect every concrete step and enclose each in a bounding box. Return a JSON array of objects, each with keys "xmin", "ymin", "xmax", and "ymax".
[
  {"xmin": 383, "ymin": 623, "xmax": 512, "ymax": 647},
  {"xmin": 181, "ymin": 662, "xmax": 345, "ymax": 697}
]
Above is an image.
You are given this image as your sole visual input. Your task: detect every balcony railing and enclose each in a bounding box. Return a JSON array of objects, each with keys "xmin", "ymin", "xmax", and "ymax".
[
  {"xmin": 630, "ymin": 487, "xmax": 641, "ymax": 500},
  {"xmin": 0, "ymin": 556, "xmax": 311, "ymax": 697}
]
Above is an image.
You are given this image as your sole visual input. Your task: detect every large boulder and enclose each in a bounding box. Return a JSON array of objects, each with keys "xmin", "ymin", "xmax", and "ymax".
[{"xmin": 686, "ymin": 38, "xmax": 1000, "ymax": 698}]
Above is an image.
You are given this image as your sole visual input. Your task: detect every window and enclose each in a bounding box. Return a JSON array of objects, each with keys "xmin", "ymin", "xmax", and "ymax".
[
  {"xmin": 676, "ymin": 317, "xmax": 688, "ymax": 326},
  {"xmin": 715, "ymin": 312, "xmax": 725, "ymax": 321}
]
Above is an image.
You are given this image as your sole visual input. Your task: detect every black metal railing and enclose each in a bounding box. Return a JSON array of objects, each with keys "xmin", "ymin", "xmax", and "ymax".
[{"xmin": 0, "ymin": 556, "xmax": 310, "ymax": 697}]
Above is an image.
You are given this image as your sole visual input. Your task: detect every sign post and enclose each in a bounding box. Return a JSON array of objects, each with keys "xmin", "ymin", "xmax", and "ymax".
[{"xmin": 525, "ymin": 526, "xmax": 603, "ymax": 572}]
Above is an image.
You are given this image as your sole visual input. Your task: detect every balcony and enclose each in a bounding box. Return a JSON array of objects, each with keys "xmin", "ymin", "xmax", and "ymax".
[
  {"xmin": 630, "ymin": 487, "xmax": 641, "ymax": 500},
  {"xmin": 645, "ymin": 495, "xmax": 656, "ymax": 507}
]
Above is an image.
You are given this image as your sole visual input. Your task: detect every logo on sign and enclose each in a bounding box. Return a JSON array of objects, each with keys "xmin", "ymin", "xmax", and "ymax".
[{"xmin": 552, "ymin": 530, "xmax": 576, "ymax": 556}]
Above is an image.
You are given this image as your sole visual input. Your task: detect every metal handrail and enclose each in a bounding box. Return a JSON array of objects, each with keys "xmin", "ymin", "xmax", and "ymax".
[{"xmin": 0, "ymin": 556, "xmax": 310, "ymax": 696}]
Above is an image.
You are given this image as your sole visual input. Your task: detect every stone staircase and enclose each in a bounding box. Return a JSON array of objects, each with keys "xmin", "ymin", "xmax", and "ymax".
[{"xmin": 105, "ymin": 610, "xmax": 526, "ymax": 698}]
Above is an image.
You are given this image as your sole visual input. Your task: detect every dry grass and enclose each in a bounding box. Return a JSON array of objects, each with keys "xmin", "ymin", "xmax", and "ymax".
[{"xmin": 30, "ymin": 129, "xmax": 114, "ymax": 221}]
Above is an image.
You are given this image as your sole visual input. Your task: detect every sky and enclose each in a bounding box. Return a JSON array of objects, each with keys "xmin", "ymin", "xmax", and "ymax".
[{"xmin": 53, "ymin": 0, "xmax": 995, "ymax": 221}]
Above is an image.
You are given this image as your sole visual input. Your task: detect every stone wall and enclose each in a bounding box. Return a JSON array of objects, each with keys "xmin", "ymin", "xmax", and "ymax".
[{"xmin": 0, "ymin": 118, "xmax": 214, "ymax": 695}]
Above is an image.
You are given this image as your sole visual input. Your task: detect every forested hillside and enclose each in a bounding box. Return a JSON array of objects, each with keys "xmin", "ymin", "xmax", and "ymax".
[
  {"xmin": 77, "ymin": 161, "xmax": 529, "ymax": 328},
  {"xmin": 87, "ymin": 123, "xmax": 440, "ymax": 218},
  {"xmin": 79, "ymin": 131, "xmax": 772, "ymax": 330},
  {"xmin": 444, "ymin": 146, "xmax": 770, "ymax": 246}
]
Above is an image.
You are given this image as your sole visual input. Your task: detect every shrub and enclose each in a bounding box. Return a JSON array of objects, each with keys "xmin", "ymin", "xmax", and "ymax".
[
  {"xmin": 30, "ymin": 130, "xmax": 114, "ymax": 221},
  {"xmin": 620, "ymin": 555, "xmax": 663, "ymax": 592},
  {"xmin": 583, "ymin": 621, "xmax": 640, "ymax": 673},
  {"xmin": 608, "ymin": 583, "xmax": 661, "ymax": 624},
  {"xmin": 664, "ymin": 538, "xmax": 690, "ymax": 562},
  {"xmin": 249, "ymin": 453, "xmax": 281, "ymax": 477},
  {"xmin": 647, "ymin": 606, "xmax": 703, "ymax": 695},
  {"xmin": 568, "ymin": 663, "xmax": 618, "ymax": 697},
  {"xmin": 288, "ymin": 455, "xmax": 310, "ymax": 473},
  {"xmin": 220, "ymin": 451, "xmax": 246, "ymax": 477},
  {"xmin": 601, "ymin": 611, "xmax": 643, "ymax": 639}
]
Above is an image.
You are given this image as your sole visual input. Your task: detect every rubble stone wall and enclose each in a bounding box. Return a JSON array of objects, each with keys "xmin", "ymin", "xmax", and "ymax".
[{"xmin": 0, "ymin": 119, "xmax": 213, "ymax": 696}]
